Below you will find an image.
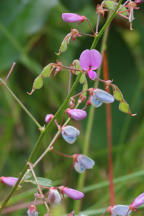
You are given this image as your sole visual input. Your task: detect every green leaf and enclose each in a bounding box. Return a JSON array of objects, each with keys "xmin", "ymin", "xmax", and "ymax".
[
  {"xmin": 119, "ymin": 100, "xmax": 136, "ymax": 116},
  {"xmin": 56, "ymin": 33, "xmax": 72, "ymax": 55},
  {"xmin": 112, "ymin": 84, "xmax": 124, "ymax": 101},
  {"xmin": 30, "ymin": 177, "xmax": 52, "ymax": 187},
  {"xmin": 33, "ymin": 76, "xmax": 43, "ymax": 89},
  {"xmin": 41, "ymin": 63, "xmax": 54, "ymax": 78}
]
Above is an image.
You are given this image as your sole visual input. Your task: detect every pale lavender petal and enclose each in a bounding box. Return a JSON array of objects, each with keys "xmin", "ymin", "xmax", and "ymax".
[
  {"xmin": 110, "ymin": 205, "xmax": 131, "ymax": 216},
  {"xmin": 79, "ymin": 49, "xmax": 102, "ymax": 71},
  {"xmin": 62, "ymin": 125, "xmax": 80, "ymax": 144},
  {"xmin": 48, "ymin": 188, "xmax": 62, "ymax": 205},
  {"xmin": 90, "ymin": 96, "xmax": 103, "ymax": 108},
  {"xmin": 27, "ymin": 205, "xmax": 38, "ymax": 216},
  {"xmin": 0, "ymin": 176, "xmax": 18, "ymax": 187},
  {"xmin": 88, "ymin": 70, "xmax": 97, "ymax": 80},
  {"xmin": 66, "ymin": 108, "xmax": 87, "ymax": 120},
  {"xmin": 62, "ymin": 187, "xmax": 84, "ymax": 200},
  {"xmin": 62, "ymin": 13, "xmax": 85, "ymax": 23},
  {"xmin": 78, "ymin": 155, "xmax": 95, "ymax": 169},
  {"xmin": 93, "ymin": 88, "xmax": 115, "ymax": 103},
  {"xmin": 131, "ymin": 192, "xmax": 144, "ymax": 208}
]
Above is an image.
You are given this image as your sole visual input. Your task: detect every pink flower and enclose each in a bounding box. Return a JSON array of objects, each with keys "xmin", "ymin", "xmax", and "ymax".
[
  {"xmin": 60, "ymin": 186, "xmax": 84, "ymax": 200},
  {"xmin": 45, "ymin": 114, "xmax": 54, "ymax": 123},
  {"xmin": 135, "ymin": 0, "xmax": 143, "ymax": 4},
  {"xmin": 79, "ymin": 49, "xmax": 102, "ymax": 80},
  {"xmin": 130, "ymin": 192, "xmax": 144, "ymax": 209},
  {"xmin": 62, "ymin": 13, "xmax": 86, "ymax": 23},
  {"xmin": 0, "ymin": 176, "xmax": 18, "ymax": 187},
  {"xmin": 66, "ymin": 108, "xmax": 87, "ymax": 120}
]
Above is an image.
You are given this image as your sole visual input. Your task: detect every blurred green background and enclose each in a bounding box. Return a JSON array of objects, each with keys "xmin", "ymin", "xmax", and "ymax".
[{"xmin": 0, "ymin": 0, "xmax": 144, "ymax": 215}]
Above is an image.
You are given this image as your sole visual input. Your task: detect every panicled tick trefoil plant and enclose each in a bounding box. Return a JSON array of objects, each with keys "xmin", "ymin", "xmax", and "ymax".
[{"xmin": 0, "ymin": 0, "xmax": 143, "ymax": 215}]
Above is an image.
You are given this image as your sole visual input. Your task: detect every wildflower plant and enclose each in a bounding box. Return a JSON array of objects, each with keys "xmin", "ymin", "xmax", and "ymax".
[{"xmin": 0, "ymin": 0, "xmax": 143, "ymax": 215}]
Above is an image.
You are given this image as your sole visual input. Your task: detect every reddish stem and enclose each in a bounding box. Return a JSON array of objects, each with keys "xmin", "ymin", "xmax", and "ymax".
[
  {"xmin": 51, "ymin": 149, "xmax": 73, "ymax": 159},
  {"xmin": 103, "ymin": 51, "xmax": 115, "ymax": 205}
]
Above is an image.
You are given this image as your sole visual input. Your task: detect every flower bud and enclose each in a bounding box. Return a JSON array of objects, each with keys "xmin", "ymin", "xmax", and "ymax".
[
  {"xmin": 73, "ymin": 154, "xmax": 95, "ymax": 173},
  {"xmin": 90, "ymin": 96, "xmax": 103, "ymax": 108},
  {"xmin": 27, "ymin": 205, "xmax": 38, "ymax": 216},
  {"xmin": 93, "ymin": 88, "xmax": 114, "ymax": 103},
  {"xmin": 48, "ymin": 187, "xmax": 62, "ymax": 205},
  {"xmin": 60, "ymin": 186, "xmax": 84, "ymax": 200},
  {"xmin": 45, "ymin": 114, "xmax": 54, "ymax": 124},
  {"xmin": 108, "ymin": 205, "xmax": 131, "ymax": 216},
  {"xmin": 66, "ymin": 108, "xmax": 87, "ymax": 120},
  {"xmin": 62, "ymin": 13, "xmax": 86, "ymax": 23},
  {"xmin": 130, "ymin": 192, "xmax": 144, "ymax": 209},
  {"xmin": 61, "ymin": 126, "xmax": 80, "ymax": 144},
  {"xmin": 0, "ymin": 176, "xmax": 18, "ymax": 187}
]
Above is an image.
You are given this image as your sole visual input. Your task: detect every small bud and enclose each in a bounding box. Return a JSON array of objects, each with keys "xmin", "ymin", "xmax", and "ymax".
[
  {"xmin": 93, "ymin": 88, "xmax": 115, "ymax": 103},
  {"xmin": 73, "ymin": 154, "xmax": 95, "ymax": 173},
  {"xmin": 90, "ymin": 96, "xmax": 103, "ymax": 108},
  {"xmin": 66, "ymin": 108, "xmax": 87, "ymax": 120},
  {"xmin": 61, "ymin": 126, "xmax": 80, "ymax": 144},
  {"xmin": 27, "ymin": 205, "xmax": 38, "ymax": 216},
  {"xmin": 0, "ymin": 176, "xmax": 18, "ymax": 187},
  {"xmin": 62, "ymin": 13, "xmax": 86, "ymax": 23},
  {"xmin": 48, "ymin": 187, "xmax": 62, "ymax": 205},
  {"xmin": 60, "ymin": 186, "xmax": 84, "ymax": 200},
  {"xmin": 45, "ymin": 114, "xmax": 54, "ymax": 124},
  {"xmin": 108, "ymin": 205, "xmax": 131, "ymax": 216},
  {"xmin": 130, "ymin": 192, "xmax": 144, "ymax": 209}
]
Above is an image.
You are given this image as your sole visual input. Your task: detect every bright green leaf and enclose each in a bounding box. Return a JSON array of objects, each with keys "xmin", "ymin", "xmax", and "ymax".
[{"xmin": 30, "ymin": 177, "xmax": 52, "ymax": 187}]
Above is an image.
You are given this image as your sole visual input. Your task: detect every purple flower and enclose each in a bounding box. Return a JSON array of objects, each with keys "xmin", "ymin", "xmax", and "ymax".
[
  {"xmin": 62, "ymin": 13, "xmax": 86, "ymax": 23},
  {"xmin": 48, "ymin": 187, "xmax": 62, "ymax": 205},
  {"xmin": 79, "ymin": 49, "xmax": 102, "ymax": 80},
  {"xmin": 27, "ymin": 205, "xmax": 38, "ymax": 216},
  {"xmin": 130, "ymin": 192, "xmax": 144, "ymax": 209},
  {"xmin": 92, "ymin": 88, "xmax": 114, "ymax": 104},
  {"xmin": 73, "ymin": 154, "xmax": 95, "ymax": 173},
  {"xmin": 108, "ymin": 205, "xmax": 131, "ymax": 216},
  {"xmin": 60, "ymin": 186, "xmax": 84, "ymax": 200},
  {"xmin": 61, "ymin": 125, "xmax": 80, "ymax": 144},
  {"xmin": 66, "ymin": 108, "xmax": 87, "ymax": 120},
  {"xmin": 45, "ymin": 114, "xmax": 54, "ymax": 123},
  {"xmin": 0, "ymin": 176, "xmax": 18, "ymax": 187}
]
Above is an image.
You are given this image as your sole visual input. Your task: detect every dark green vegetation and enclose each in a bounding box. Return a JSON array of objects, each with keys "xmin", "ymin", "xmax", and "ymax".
[{"xmin": 0, "ymin": 0, "xmax": 144, "ymax": 215}]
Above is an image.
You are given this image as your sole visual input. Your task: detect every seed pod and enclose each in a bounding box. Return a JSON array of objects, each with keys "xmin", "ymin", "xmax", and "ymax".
[
  {"xmin": 28, "ymin": 75, "xmax": 43, "ymax": 95},
  {"xmin": 56, "ymin": 33, "xmax": 72, "ymax": 55},
  {"xmin": 41, "ymin": 63, "xmax": 54, "ymax": 78}
]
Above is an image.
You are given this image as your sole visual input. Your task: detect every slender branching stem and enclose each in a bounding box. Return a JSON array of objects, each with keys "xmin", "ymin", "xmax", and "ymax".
[
  {"xmin": 0, "ymin": 78, "xmax": 42, "ymax": 129},
  {"xmin": 51, "ymin": 149, "xmax": 73, "ymax": 159},
  {"xmin": 28, "ymin": 162, "xmax": 49, "ymax": 212},
  {"xmin": 5, "ymin": 62, "xmax": 16, "ymax": 84},
  {"xmin": 0, "ymin": 1, "xmax": 123, "ymax": 210}
]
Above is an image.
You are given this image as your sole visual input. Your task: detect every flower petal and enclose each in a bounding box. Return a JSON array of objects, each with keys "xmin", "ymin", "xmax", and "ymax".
[
  {"xmin": 61, "ymin": 187, "xmax": 84, "ymax": 200},
  {"xmin": 88, "ymin": 70, "xmax": 97, "ymax": 80},
  {"xmin": 79, "ymin": 49, "xmax": 102, "ymax": 71},
  {"xmin": 131, "ymin": 192, "xmax": 144, "ymax": 208},
  {"xmin": 90, "ymin": 96, "xmax": 103, "ymax": 108},
  {"xmin": 66, "ymin": 108, "xmax": 87, "ymax": 120},
  {"xmin": 62, "ymin": 126, "xmax": 80, "ymax": 144},
  {"xmin": 110, "ymin": 205, "xmax": 131, "ymax": 216},
  {"xmin": 93, "ymin": 88, "xmax": 115, "ymax": 104},
  {"xmin": 62, "ymin": 13, "xmax": 85, "ymax": 23}
]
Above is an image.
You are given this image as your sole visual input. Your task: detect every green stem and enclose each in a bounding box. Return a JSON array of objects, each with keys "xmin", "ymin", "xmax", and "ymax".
[
  {"xmin": 0, "ymin": 78, "xmax": 42, "ymax": 129},
  {"xmin": 0, "ymin": 1, "xmax": 123, "ymax": 210}
]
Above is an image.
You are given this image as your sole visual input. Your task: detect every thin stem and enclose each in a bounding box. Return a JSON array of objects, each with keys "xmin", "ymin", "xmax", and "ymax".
[
  {"xmin": 0, "ymin": 2, "xmax": 123, "ymax": 210},
  {"xmin": 68, "ymin": 71, "xmax": 72, "ymax": 94},
  {"xmin": 28, "ymin": 162, "xmax": 49, "ymax": 212},
  {"xmin": 5, "ymin": 62, "xmax": 16, "ymax": 84},
  {"xmin": 0, "ymin": 78, "xmax": 42, "ymax": 129},
  {"xmin": 79, "ymin": 32, "xmax": 95, "ymax": 37},
  {"xmin": 96, "ymin": 14, "xmax": 100, "ymax": 35},
  {"xmin": 33, "ymin": 130, "xmax": 61, "ymax": 168},
  {"xmin": 103, "ymin": 51, "xmax": 115, "ymax": 205},
  {"xmin": 86, "ymin": 19, "xmax": 96, "ymax": 35},
  {"xmin": 51, "ymin": 149, "xmax": 73, "ymax": 159}
]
